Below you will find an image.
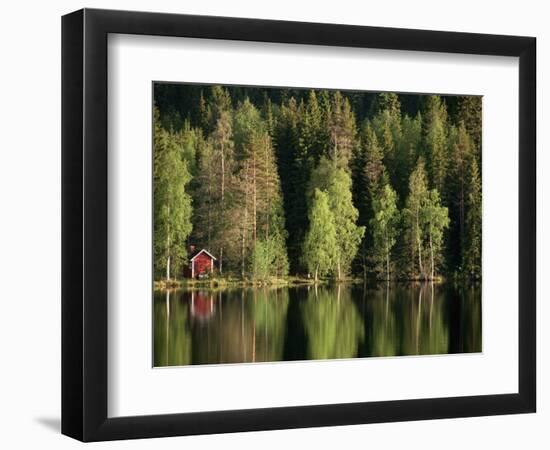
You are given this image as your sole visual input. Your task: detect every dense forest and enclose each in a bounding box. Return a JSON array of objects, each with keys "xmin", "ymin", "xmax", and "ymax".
[{"xmin": 153, "ymin": 84, "xmax": 482, "ymax": 282}]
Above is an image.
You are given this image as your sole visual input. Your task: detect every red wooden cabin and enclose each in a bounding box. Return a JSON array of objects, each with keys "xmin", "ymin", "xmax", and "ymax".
[{"xmin": 186, "ymin": 248, "xmax": 216, "ymax": 279}]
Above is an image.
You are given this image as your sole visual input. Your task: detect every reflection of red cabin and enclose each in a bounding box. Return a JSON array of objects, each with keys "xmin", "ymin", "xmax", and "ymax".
[
  {"xmin": 190, "ymin": 291, "xmax": 215, "ymax": 321},
  {"xmin": 186, "ymin": 248, "xmax": 216, "ymax": 279}
]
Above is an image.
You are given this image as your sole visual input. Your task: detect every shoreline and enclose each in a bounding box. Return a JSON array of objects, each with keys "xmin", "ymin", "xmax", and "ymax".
[{"xmin": 153, "ymin": 276, "xmax": 479, "ymax": 291}]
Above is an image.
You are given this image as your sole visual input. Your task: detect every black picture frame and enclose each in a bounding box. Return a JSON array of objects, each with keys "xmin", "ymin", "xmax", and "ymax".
[{"xmin": 62, "ymin": 8, "xmax": 536, "ymax": 442}]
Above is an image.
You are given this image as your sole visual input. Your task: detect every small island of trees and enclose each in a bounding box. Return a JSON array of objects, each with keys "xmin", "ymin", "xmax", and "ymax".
[{"xmin": 154, "ymin": 85, "xmax": 481, "ymax": 286}]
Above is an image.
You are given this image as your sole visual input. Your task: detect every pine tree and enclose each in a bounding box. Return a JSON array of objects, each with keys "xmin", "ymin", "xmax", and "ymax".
[
  {"xmin": 233, "ymin": 99, "xmax": 288, "ymax": 278},
  {"xmin": 211, "ymin": 111, "xmax": 234, "ymax": 274},
  {"xmin": 327, "ymin": 91, "xmax": 357, "ymax": 169}
]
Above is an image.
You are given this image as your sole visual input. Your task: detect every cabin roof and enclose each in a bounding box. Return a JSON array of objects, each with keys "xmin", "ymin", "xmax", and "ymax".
[{"xmin": 190, "ymin": 248, "xmax": 217, "ymax": 262}]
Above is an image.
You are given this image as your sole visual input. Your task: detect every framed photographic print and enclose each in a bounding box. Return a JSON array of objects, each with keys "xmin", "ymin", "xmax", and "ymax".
[{"xmin": 62, "ymin": 8, "xmax": 536, "ymax": 441}]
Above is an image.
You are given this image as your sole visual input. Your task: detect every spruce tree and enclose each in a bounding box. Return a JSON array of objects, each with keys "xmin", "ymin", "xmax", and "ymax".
[
  {"xmin": 464, "ymin": 158, "xmax": 482, "ymax": 279},
  {"xmin": 424, "ymin": 95, "xmax": 448, "ymax": 193}
]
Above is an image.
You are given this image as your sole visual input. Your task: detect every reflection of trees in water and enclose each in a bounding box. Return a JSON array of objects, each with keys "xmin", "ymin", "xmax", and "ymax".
[
  {"xmin": 154, "ymin": 290, "xmax": 192, "ymax": 366},
  {"xmin": 302, "ymin": 285, "xmax": 365, "ymax": 360},
  {"xmin": 459, "ymin": 283, "xmax": 482, "ymax": 353},
  {"xmin": 400, "ymin": 283, "xmax": 449, "ymax": 356},
  {"xmin": 364, "ymin": 282, "xmax": 452, "ymax": 357},
  {"xmin": 369, "ymin": 282, "xmax": 399, "ymax": 357},
  {"xmin": 191, "ymin": 288, "xmax": 289, "ymax": 364},
  {"xmin": 153, "ymin": 283, "xmax": 481, "ymax": 366}
]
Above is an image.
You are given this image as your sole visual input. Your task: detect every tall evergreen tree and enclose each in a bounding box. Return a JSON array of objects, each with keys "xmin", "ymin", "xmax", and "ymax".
[
  {"xmin": 458, "ymin": 96, "xmax": 482, "ymax": 161},
  {"xmin": 464, "ymin": 158, "xmax": 482, "ymax": 279},
  {"xmin": 211, "ymin": 111, "xmax": 234, "ymax": 274},
  {"xmin": 423, "ymin": 95, "xmax": 448, "ymax": 193},
  {"xmin": 354, "ymin": 122, "xmax": 389, "ymax": 277},
  {"xmin": 327, "ymin": 91, "xmax": 357, "ymax": 169},
  {"xmin": 232, "ymin": 99, "xmax": 288, "ymax": 278},
  {"xmin": 447, "ymin": 122, "xmax": 473, "ymax": 271},
  {"xmin": 274, "ymin": 97, "xmax": 311, "ymax": 273}
]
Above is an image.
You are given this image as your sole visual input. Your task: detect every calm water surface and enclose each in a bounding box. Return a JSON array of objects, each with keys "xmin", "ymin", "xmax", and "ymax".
[{"xmin": 154, "ymin": 283, "xmax": 481, "ymax": 367}]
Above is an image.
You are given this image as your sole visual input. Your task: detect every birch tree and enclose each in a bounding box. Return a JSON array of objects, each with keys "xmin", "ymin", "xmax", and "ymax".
[
  {"xmin": 302, "ymin": 189, "xmax": 338, "ymax": 281},
  {"xmin": 370, "ymin": 184, "xmax": 400, "ymax": 280},
  {"xmin": 422, "ymin": 189, "xmax": 450, "ymax": 280},
  {"xmin": 153, "ymin": 107, "xmax": 193, "ymax": 280},
  {"xmin": 403, "ymin": 158, "xmax": 429, "ymax": 279}
]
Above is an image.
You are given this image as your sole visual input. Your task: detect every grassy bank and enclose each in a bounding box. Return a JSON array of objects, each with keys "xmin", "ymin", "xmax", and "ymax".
[{"xmin": 153, "ymin": 276, "xmax": 366, "ymax": 291}]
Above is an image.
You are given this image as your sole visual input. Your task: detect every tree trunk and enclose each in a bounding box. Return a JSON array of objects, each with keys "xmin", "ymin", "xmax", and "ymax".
[
  {"xmin": 166, "ymin": 209, "xmax": 171, "ymax": 281},
  {"xmin": 385, "ymin": 231, "xmax": 390, "ymax": 281},
  {"xmin": 265, "ymin": 135, "xmax": 270, "ymax": 240},
  {"xmin": 241, "ymin": 161, "xmax": 250, "ymax": 279},
  {"xmin": 416, "ymin": 209, "xmax": 423, "ymax": 279},
  {"xmin": 459, "ymin": 143, "xmax": 465, "ymax": 265},
  {"xmin": 220, "ymin": 142, "xmax": 225, "ymax": 275},
  {"xmin": 252, "ymin": 151, "xmax": 257, "ymax": 246},
  {"xmin": 429, "ymin": 230, "xmax": 434, "ymax": 281},
  {"xmin": 314, "ymin": 265, "xmax": 318, "ymax": 283},
  {"xmin": 207, "ymin": 165, "xmax": 212, "ymax": 249}
]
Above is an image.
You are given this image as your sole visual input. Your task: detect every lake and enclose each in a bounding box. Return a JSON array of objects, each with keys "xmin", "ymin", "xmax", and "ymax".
[{"xmin": 153, "ymin": 283, "xmax": 481, "ymax": 367}]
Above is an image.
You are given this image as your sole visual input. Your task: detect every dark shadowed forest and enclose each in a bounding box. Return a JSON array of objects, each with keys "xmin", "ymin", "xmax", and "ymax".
[{"xmin": 153, "ymin": 84, "xmax": 481, "ymax": 283}]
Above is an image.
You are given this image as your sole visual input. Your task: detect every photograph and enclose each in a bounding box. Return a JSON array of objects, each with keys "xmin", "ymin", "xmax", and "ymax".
[{"xmin": 152, "ymin": 83, "xmax": 482, "ymax": 367}]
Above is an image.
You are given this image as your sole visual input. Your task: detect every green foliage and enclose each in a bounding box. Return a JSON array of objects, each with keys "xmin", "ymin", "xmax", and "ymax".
[
  {"xmin": 424, "ymin": 95, "xmax": 448, "ymax": 193},
  {"xmin": 153, "ymin": 107, "xmax": 193, "ymax": 280},
  {"xmin": 403, "ymin": 158, "xmax": 429, "ymax": 278},
  {"xmin": 370, "ymin": 184, "xmax": 400, "ymax": 279},
  {"xmin": 309, "ymin": 158, "xmax": 365, "ymax": 278},
  {"xmin": 302, "ymin": 189, "xmax": 338, "ymax": 280},
  {"xmin": 327, "ymin": 91, "xmax": 357, "ymax": 169},
  {"xmin": 422, "ymin": 189, "xmax": 450, "ymax": 278},
  {"xmin": 249, "ymin": 237, "xmax": 284, "ymax": 281},
  {"xmin": 154, "ymin": 86, "xmax": 482, "ymax": 282},
  {"xmin": 464, "ymin": 158, "xmax": 482, "ymax": 278}
]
